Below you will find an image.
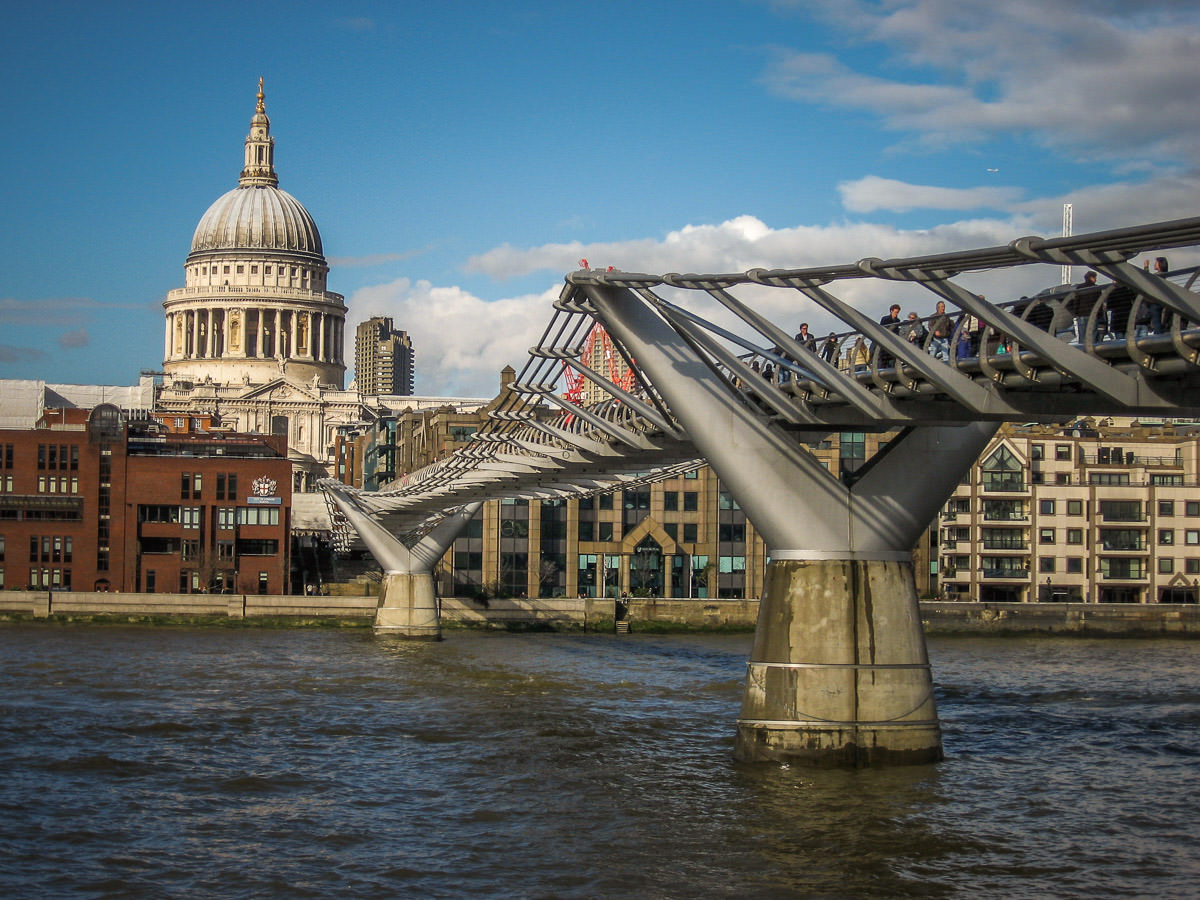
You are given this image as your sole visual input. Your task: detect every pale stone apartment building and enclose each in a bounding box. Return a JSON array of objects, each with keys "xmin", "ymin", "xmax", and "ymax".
[{"xmin": 938, "ymin": 418, "xmax": 1200, "ymax": 604}]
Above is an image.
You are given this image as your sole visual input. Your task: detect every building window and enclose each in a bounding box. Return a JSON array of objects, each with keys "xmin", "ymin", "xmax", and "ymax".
[
  {"xmin": 577, "ymin": 520, "xmax": 594, "ymax": 542},
  {"xmin": 683, "ymin": 523, "xmax": 698, "ymax": 543},
  {"xmin": 1066, "ymin": 557, "xmax": 1083, "ymax": 574},
  {"xmin": 1089, "ymin": 473, "xmax": 1131, "ymax": 486},
  {"xmin": 1151, "ymin": 474, "xmax": 1184, "ymax": 486},
  {"xmin": 1187, "ymin": 501, "xmax": 1200, "ymax": 517},
  {"xmin": 1159, "ymin": 500, "xmax": 1176, "ymax": 516},
  {"xmin": 1039, "ymin": 557, "xmax": 1056, "ymax": 573},
  {"xmin": 1039, "ymin": 528, "xmax": 1055, "ymax": 544},
  {"xmin": 663, "ymin": 491, "xmax": 679, "ymax": 511},
  {"xmin": 1055, "ymin": 474, "xmax": 1072, "ymax": 486},
  {"xmin": 258, "ymin": 572, "xmax": 269, "ymax": 593},
  {"xmin": 663, "ymin": 523, "xmax": 678, "ymax": 540},
  {"xmin": 598, "ymin": 494, "xmax": 613, "ymax": 510},
  {"xmin": 1186, "ymin": 530, "xmax": 1200, "ymax": 546},
  {"xmin": 1040, "ymin": 499, "xmax": 1056, "ymax": 515},
  {"xmin": 1031, "ymin": 443, "xmax": 1044, "ymax": 460},
  {"xmin": 598, "ymin": 522, "xmax": 613, "ymax": 542},
  {"xmin": 1055, "ymin": 444, "xmax": 1072, "ymax": 461},
  {"xmin": 1159, "ymin": 529, "xmax": 1175, "ymax": 545},
  {"xmin": 684, "ymin": 469, "xmax": 698, "ymax": 479},
  {"xmin": 1187, "ymin": 559, "xmax": 1200, "ymax": 575},
  {"xmin": 145, "ymin": 570, "xmax": 156, "ymax": 593},
  {"xmin": 1159, "ymin": 558, "xmax": 1175, "ymax": 574},
  {"xmin": 1066, "ymin": 528, "xmax": 1083, "ymax": 545},
  {"xmin": 683, "ymin": 492, "xmax": 698, "ymax": 512}
]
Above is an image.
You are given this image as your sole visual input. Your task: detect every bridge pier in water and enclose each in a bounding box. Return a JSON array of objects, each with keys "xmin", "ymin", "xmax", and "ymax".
[
  {"xmin": 325, "ymin": 488, "xmax": 480, "ymax": 639},
  {"xmin": 582, "ymin": 280, "xmax": 997, "ymax": 766}
]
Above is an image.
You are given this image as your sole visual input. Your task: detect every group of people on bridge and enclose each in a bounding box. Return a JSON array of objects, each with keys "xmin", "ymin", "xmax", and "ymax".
[{"xmin": 742, "ymin": 255, "xmax": 1188, "ymax": 386}]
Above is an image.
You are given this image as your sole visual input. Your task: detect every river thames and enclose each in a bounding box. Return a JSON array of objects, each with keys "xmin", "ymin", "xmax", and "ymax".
[{"xmin": 0, "ymin": 627, "xmax": 1197, "ymax": 899}]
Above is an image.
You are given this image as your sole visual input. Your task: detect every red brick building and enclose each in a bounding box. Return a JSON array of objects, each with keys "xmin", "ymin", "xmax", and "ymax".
[{"xmin": 0, "ymin": 405, "xmax": 291, "ymax": 594}]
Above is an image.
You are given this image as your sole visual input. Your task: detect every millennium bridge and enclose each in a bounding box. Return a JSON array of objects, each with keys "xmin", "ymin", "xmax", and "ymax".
[{"xmin": 324, "ymin": 216, "xmax": 1200, "ymax": 767}]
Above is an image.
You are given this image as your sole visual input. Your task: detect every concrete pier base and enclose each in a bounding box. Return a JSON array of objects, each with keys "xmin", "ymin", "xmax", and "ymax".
[
  {"xmin": 375, "ymin": 572, "xmax": 442, "ymax": 640},
  {"xmin": 735, "ymin": 558, "xmax": 941, "ymax": 767}
]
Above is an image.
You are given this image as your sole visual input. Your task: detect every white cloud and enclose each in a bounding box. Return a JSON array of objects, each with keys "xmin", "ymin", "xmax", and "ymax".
[
  {"xmin": 840, "ymin": 175, "xmax": 1022, "ymax": 212},
  {"xmin": 346, "ymin": 278, "xmax": 560, "ymax": 397},
  {"xmin": 763, "ymin": 0, "xmax": 1200, "ymax": 163}
]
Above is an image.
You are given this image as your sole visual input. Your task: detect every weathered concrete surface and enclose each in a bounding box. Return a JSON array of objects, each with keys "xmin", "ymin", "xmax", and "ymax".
[
  {"xmin": 921, "ymin": 601, "xmax": 1200, "ymax": 635},
  {"xmin": 375, "ymin": 572, "xmax": 441, "ymax": 639},
  {"xmin": 735, "ymin": 558, "xmax": 942, "ymax": 767}
]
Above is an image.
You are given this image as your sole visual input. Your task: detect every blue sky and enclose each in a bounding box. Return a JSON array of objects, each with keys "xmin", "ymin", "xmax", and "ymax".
[{"xmin": 3, "ymin": 0, "xmax": 1199, "ymax": 395}]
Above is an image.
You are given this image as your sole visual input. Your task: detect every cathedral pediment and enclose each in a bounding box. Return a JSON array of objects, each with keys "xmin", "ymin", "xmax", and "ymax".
[{"xmin": 236, "ymin": 377, "xmax": 325, "ymax": 404}]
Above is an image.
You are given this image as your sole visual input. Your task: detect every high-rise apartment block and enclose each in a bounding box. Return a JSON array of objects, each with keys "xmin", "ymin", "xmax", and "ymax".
[{"xmin": 355, "ymin": 317, "xmax": 415, "ymax": 396}]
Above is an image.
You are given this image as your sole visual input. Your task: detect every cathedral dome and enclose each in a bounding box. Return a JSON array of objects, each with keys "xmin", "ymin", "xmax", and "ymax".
[{"xmin": 189, "ymin": 184, "xmax": 323, "ymax": 258}]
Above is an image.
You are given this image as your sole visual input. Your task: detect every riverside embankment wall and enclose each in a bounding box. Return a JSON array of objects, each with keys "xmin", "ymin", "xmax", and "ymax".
[{"xmin": 1, "ymin": 592, "xmax": 1198, "ymax": 634}]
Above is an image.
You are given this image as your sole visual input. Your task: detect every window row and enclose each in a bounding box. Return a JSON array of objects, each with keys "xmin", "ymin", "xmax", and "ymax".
[{"xmin": 36, "ymin": 444, "xmax": 80, "ymax": 471}]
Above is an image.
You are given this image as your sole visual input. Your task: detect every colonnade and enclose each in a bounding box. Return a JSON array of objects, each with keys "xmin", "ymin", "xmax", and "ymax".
[{"xmin": 164, "ymin": 306, "xmax": 344, "ymax": 365}]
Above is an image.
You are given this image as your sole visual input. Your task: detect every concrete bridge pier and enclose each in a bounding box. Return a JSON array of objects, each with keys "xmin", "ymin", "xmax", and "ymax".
[
  {"xmin": 325, "ymin": 487, "xmax": 480, "ymax": 639},
  {"xmin": 739, "ymin": 556, "xmax": 938, "ymax": 766},
  {"xmin": 581, "ymin": 279, "xmax": 998, "ymax": 766}
]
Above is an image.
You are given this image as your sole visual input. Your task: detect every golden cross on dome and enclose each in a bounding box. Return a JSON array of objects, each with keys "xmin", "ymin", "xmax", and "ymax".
[{"xmin": 256, "ymin": 77, "xmax": 265, "ymax": 113}]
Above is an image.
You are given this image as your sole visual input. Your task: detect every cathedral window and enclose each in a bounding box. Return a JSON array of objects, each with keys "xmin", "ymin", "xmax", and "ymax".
[
  {"xmin": 251, "ymin": 265, "xmax": 258, "ymax": 274},
  {"xmin": 265, "ymin": 266, "xmax": 272, "ymax": 274},
  {"xmin": 236, "ymin": 265, "xmax": 244, "ymax": 274},
  {"xmin": 223, "ymin": 265, "xmax": 230, "ymax": 274}
]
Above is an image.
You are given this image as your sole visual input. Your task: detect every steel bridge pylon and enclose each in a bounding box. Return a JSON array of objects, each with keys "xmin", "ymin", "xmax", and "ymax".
[
  {"xmin": 326, "ymin": 486, "xmax": 480, "ymax": 639},
  {"xmin": 581, "ymin": 281, "xmax": 997, "ymax": 765}
]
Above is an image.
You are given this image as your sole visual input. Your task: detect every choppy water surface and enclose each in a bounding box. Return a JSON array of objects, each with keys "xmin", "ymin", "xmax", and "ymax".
[{"xmin": 0, "ymin": 627, "xmax": 1197, "ymax": 899}]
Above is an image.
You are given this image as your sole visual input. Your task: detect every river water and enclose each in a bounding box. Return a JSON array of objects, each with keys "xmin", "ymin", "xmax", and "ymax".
[{"xmin": 0, "ymin": 627, "xmax": 1197, "ymax": 899}]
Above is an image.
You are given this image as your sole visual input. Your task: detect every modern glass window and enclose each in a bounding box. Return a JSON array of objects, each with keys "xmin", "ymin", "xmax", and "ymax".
[
  {"xmin": 1066, "ymin": 528, "xmax": 1084, "ymax": 545},
  {"xmin": 1159, "ymin": 529, "xmax": 1175, "ymax": 545},
  {"xmin": 1159, "ymin": 500, "xmax": 1176, "ymax": 516},
  {"xmin": 1039, "ymin": 528, "xmax": 1055, "ymax": 544},
  {"xmin": 1039, "ymin": 499, "xmax": 1055, "ymax": 515},
  {"xmin": 1055, "ymin": 444, "xmax": 1072, "ymax": 460},
  {"xmin": 981, "ymin": 446, "xmax": 1024, "ymax": 492},
  {"xmin": 1158, "ymin": 558, "xmax": 1174, "ymax": 574},
  {"xmin": 1066, "ymin": 557, "xmax": 1083, "ymax": 574},
  {"xmin": 1039, "ymin": 557, "xmax": 1056, "ymax": 573}
]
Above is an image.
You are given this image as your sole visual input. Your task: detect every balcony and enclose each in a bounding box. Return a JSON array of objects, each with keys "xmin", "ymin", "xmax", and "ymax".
[
  {"xmin": 981, "ymin": 540, "xmax": 1030, "ymax": 551},
  {"xmin": 981, "ymin": 477, "xmax": 1028, "ymax": 494},
  {"xmin": 982, "ymin": 510, "xmax": 1028, "ymax": 522},
  {"xmin": 981, "ymin": 567, "xmax": 1031, "ymax": 580}
]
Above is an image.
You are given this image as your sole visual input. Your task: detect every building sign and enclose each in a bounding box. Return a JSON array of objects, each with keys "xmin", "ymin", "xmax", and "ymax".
[{"xmin": 247, "ymin": 475, "xmax": 283, "ymax": 506}]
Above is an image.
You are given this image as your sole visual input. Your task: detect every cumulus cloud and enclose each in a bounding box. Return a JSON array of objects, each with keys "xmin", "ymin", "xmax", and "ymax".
[
  {"xmin": 345, "ymin": 278, "xmax": 560, "ymax": 396},
  {"xmin": 465, "ymin": 167, "xmax": 1199, "ymax": 284},
  {"xmin": 58, "ymin": 328, "xmax": 89, "ymax": 349},
  {"xmin": 763, "ymin": 0, "xmax": 1200, "ymax": 163}
]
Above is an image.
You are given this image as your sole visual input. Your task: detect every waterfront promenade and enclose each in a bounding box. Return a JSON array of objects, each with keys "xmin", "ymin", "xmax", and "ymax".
[{"xmin": 3, "ymin": 589, "xmax": 1199, "ymax": 634}]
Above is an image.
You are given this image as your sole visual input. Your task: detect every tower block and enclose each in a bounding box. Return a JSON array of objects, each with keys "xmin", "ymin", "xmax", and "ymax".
[{"xmin": 582, "ymin": 281, "xmax": 996, "ymax": 766}]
